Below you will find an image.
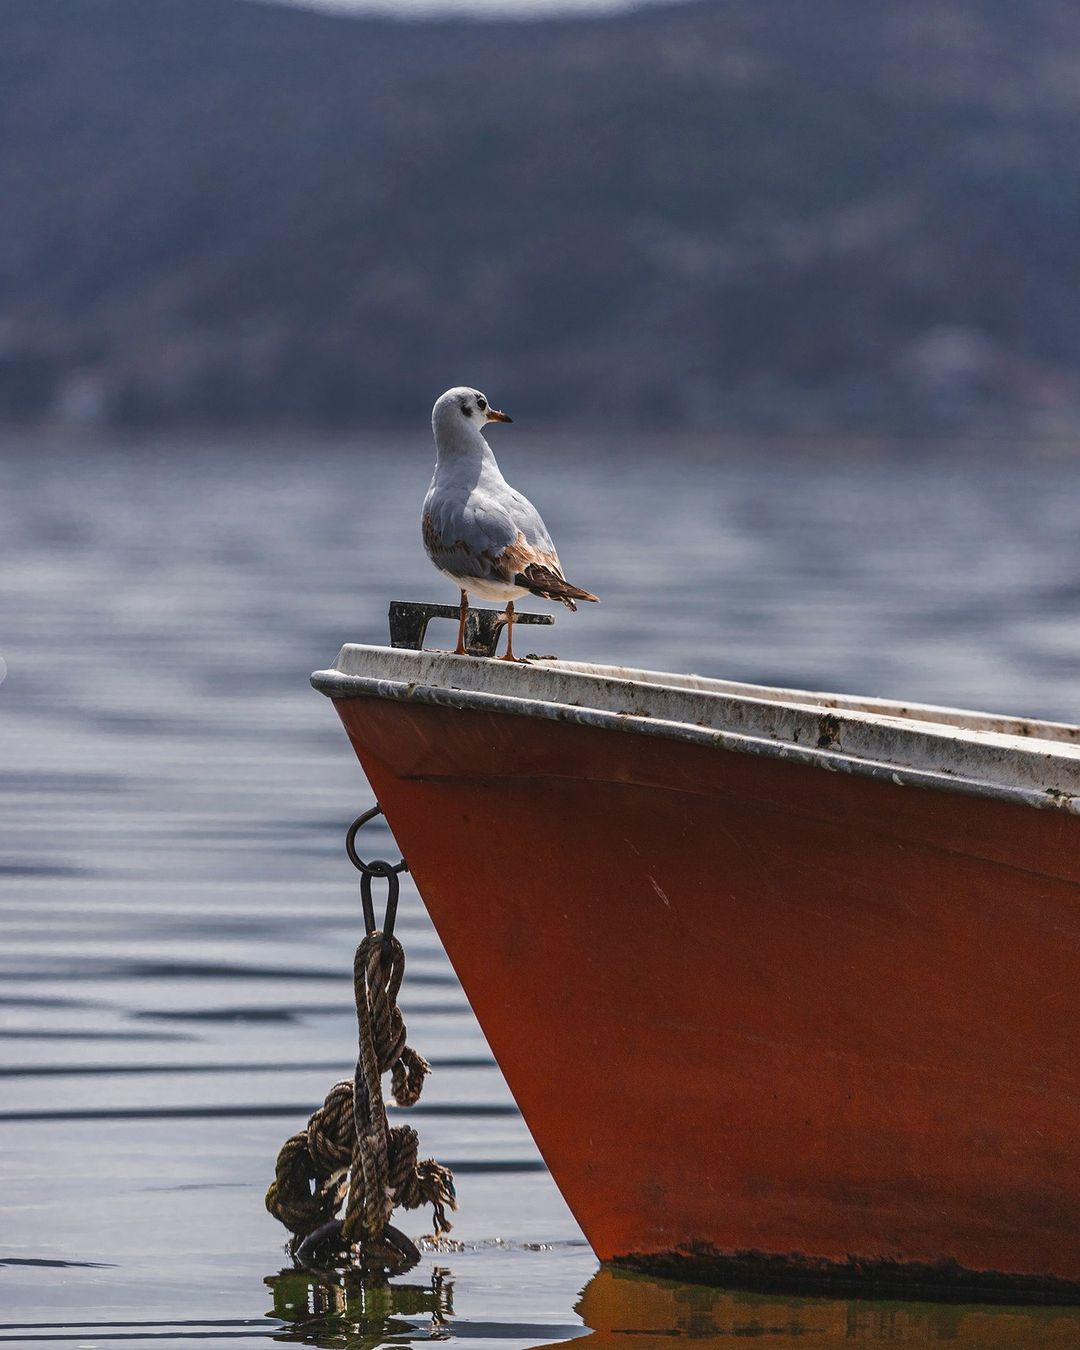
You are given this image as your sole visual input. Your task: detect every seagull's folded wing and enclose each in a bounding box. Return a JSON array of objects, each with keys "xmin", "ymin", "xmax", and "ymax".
[
  {"xmin": 426, "ymin": 491, "xmax": 556, "ymax": 586},
  {"xmin": 424, "ymin": 503, "xmax": 515, "ymax": 586},
  {"xmin": 425, "ymin": 487, "xmax": 596, "ymax": 606}
]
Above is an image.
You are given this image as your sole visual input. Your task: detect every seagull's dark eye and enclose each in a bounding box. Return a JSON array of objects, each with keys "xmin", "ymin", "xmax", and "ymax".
[{"xmin": 477, "ymin": 396, "xmax": 487, "ymax": 411}]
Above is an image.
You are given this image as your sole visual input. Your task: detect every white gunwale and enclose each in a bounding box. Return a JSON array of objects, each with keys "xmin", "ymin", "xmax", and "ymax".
[{"xmin": 311, "ymin": 645, "xmax": 1080, "ymax": 814}]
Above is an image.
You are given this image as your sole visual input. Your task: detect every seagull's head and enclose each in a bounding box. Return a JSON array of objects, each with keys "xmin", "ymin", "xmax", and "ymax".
[{"xmin": 432, "ymin": 386, "xmax": 512, "ymax": 437}]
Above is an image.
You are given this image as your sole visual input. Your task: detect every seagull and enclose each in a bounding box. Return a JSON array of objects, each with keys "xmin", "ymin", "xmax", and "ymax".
[{"xmin": 422, "ymin": 386, "xmax": 598, "ymax": 660}]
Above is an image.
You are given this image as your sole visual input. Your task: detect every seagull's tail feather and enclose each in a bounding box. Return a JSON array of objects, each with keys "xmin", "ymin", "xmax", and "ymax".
[{"xmin": 515, "ymin": 563, "xmax": 600, "ymax": 612}]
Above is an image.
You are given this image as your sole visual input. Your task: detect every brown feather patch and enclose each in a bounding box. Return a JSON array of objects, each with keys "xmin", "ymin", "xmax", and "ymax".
[
  {"xmin": 515, "ymin": 562, "xmax": 600, "ymax": 611},
  {"xmin": 499, "ymin": 532, "xmax": 559, "ymax": 576}
]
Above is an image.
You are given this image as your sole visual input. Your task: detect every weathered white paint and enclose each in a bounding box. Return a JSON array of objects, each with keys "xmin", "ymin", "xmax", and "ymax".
[{"xmin": 312, "ymin": 646, "xmax": 1080, "ymax": 813}]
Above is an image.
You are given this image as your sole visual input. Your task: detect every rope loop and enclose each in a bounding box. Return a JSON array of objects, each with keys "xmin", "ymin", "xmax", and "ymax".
[{"xmin": 266, "ymin": 807, "xmax": 454, "ymax": 1274}]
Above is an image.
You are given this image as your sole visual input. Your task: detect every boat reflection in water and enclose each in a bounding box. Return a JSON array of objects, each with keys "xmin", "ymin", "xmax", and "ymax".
[{"xmin": 542, "ymin": 1267, "xmax": 1080, "ymax": 1349}]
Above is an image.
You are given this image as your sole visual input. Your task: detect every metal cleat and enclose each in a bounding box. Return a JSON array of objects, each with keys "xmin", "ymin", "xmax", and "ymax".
[{"xmin": 388, "ymin": 600, "xmax": 554, "ymax": 658}]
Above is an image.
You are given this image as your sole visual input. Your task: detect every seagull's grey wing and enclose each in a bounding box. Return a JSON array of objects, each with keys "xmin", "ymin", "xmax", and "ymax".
[
  {"xmin": 423, "ymin": 482, "xmax": 598, "ymax": 608},
  {"xmin": 422, "ymin": 488, "xmax": 524, "ymax": 587},
  {"xmin": 464, "ymin": 486, "xmax": 565, "ymax": 576}
]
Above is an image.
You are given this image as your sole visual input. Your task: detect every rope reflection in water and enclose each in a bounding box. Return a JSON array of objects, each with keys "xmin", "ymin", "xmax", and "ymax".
[{"xmin": 265, "ymin": 1264, "xmax": 453, "ymax": 1342}]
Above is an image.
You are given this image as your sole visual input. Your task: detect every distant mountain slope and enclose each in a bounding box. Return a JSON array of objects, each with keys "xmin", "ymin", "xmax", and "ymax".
[{"xmin": 3, "ymin": 0, "xmax": 1080, "ymax": 430}]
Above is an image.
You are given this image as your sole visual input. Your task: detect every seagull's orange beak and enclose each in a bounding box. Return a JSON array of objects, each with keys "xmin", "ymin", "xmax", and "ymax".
[{"xmin": 485, "ymin": 408, "xmax": 512, "ymax": 423}]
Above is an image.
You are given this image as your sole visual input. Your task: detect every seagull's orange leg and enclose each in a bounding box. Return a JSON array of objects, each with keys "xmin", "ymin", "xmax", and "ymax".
[
  {"xmin": 454, "ymin": 590, "xmax": 469, "ymax": 655},
  {"xmin": 499, "ymin": 600, "xmax": 517, "ymax": 661}
]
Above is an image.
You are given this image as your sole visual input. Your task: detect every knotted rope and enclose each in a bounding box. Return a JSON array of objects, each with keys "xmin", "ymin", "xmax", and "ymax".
[{"xmin": 266, "ymin": 930, "xmax": 456, "ymax": 1268}]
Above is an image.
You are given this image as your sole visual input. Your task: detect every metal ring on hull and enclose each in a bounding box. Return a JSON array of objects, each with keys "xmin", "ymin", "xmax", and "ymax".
[{"xmin": 345, "ymin": 804, "xmax": 409, "ymax": 942}]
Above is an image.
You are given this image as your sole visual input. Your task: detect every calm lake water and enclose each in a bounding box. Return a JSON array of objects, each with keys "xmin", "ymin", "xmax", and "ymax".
[{"xmin": 3, "ymin": 431, "xmax": 1080, "ymax": 1347}]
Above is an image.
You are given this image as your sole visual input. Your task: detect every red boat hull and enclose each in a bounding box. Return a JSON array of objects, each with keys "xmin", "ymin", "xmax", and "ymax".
[{"xmin": 333, "ymin": 694, "xmax": 1080, "ymax": 1293}]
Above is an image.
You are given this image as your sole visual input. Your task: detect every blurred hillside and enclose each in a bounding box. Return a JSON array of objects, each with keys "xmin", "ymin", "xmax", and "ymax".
[{"xmin": 4, "ymin": 0, "xmax": 1080, "ymax": 433}]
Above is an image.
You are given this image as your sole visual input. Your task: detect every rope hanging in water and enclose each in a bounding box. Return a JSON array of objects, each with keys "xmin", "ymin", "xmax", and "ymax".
[{"xmin": 265, "ymin": 808, "xmax": 456, "ymax": 1271}]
